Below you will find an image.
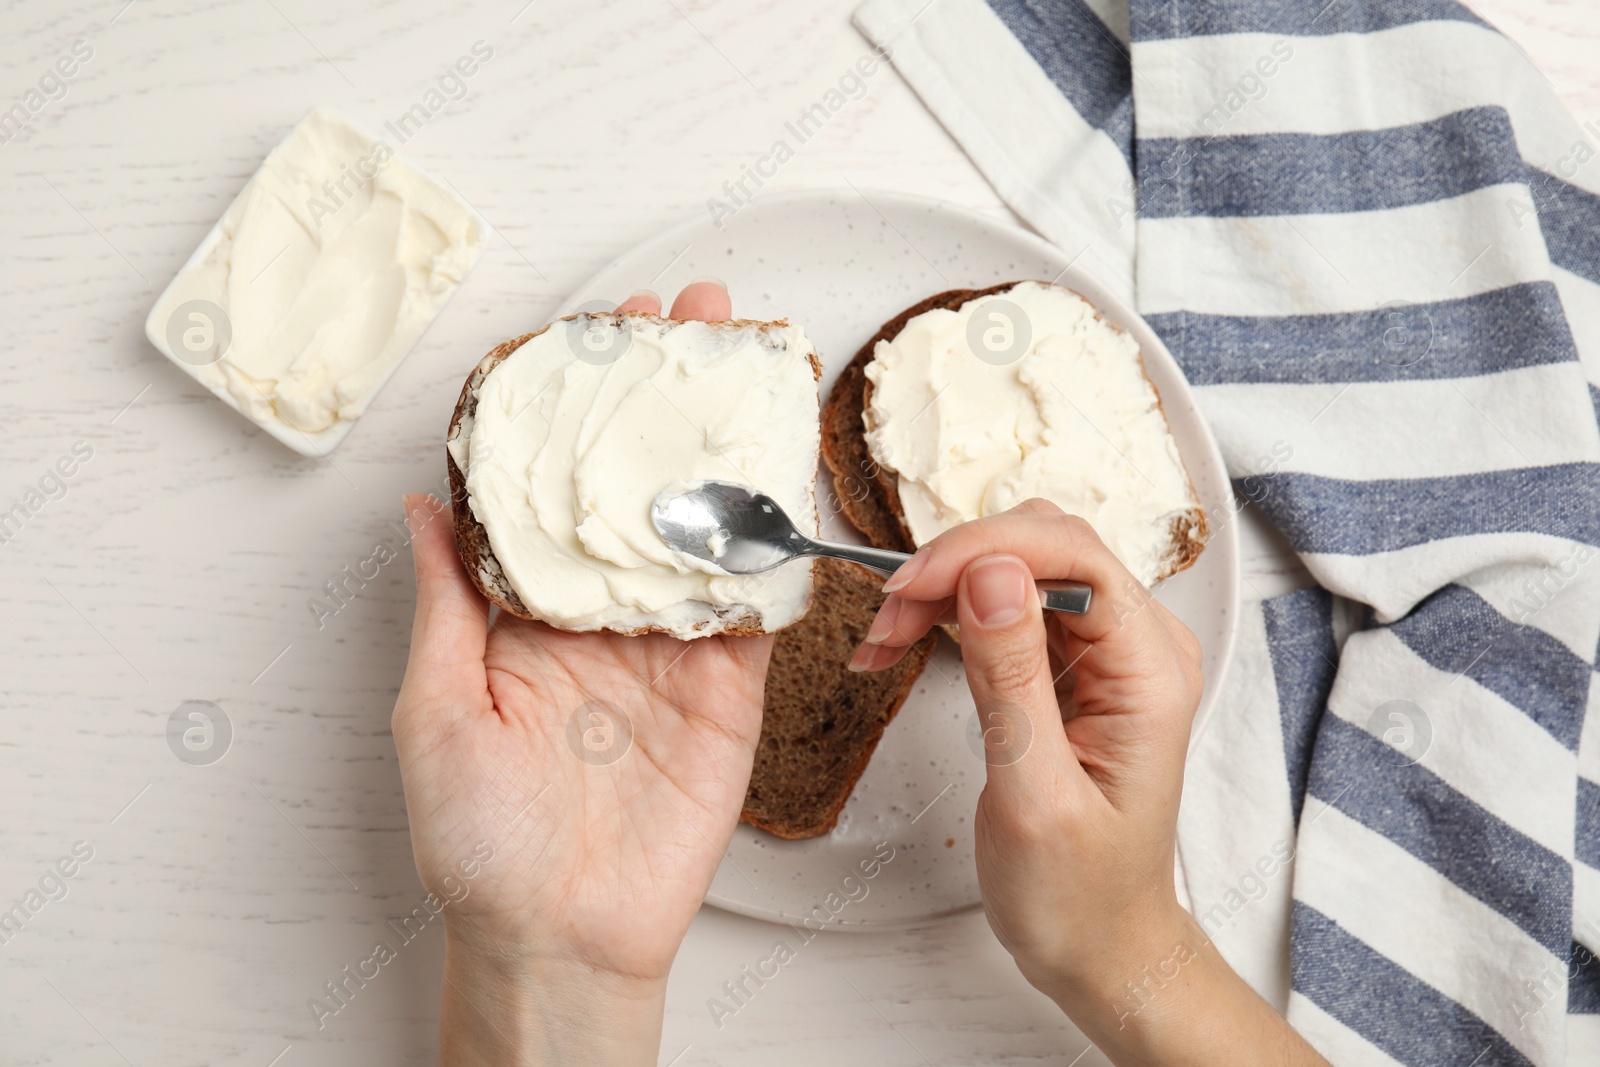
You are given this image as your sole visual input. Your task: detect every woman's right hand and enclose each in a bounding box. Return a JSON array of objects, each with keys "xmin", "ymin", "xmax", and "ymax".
[{"xmin": 850, "ymin": 500, "xmax": 1329, "ymax": 1065}]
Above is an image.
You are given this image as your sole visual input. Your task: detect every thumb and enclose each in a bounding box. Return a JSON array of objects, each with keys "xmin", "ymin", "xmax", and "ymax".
[
  {"xmin": 397, "ymin": 493, "xmax": 490, "ymax": 726},
  {"xmin": 956, "ymin": 555, "xmax": 1079, "ymax": 798}
]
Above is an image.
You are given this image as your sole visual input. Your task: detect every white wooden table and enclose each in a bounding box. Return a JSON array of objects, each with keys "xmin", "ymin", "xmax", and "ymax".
[{"xmin": 1, "ymin": 2, "xmax": 1593, "ymax": 1064}]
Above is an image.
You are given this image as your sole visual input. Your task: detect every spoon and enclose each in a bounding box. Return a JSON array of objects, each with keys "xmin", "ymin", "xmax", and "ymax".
[{"xmin": 651, "ymin": 481, "xmax": 1093, "ymax": 615}]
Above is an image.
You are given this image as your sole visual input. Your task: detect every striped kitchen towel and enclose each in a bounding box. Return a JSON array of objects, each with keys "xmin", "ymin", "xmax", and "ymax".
[{"xmin": 853, "ymin": 0, "xmax": 1600, "ymax": 1063}]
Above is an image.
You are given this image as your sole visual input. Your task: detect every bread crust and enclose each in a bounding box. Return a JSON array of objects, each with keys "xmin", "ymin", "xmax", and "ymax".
[
  {"xmin": 821, "ymin": 282, "xmax": 1209, "ymax": 582},
  {"xmin": 447, "ymin": 312, "xmax": 822, "ymax": 637}
]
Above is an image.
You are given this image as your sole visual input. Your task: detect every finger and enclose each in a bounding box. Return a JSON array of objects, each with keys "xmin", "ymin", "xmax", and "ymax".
[
  {"xmin": 615, "ymin": 290, "xmax": 661, "ymax": 315},
  {"xmin": 883, "ymin": 502, "xmax": 1163, "ymax": 646},
  {"xmin": 1045, "ymin": 618, "xmax": 1075, "ymax": 674},
  {"xmin": 669, "ymin": 280, "xmax": 732, "ymax": 321},
  {"xmin": 847, "ymin": 638, "xmax": 909, "ymax": 673},
  {"xmin": 1008, "ymin": 496, "xmax": 1068, "ymax": 518},
  {"xmin": 956, "ymin": 555, "xmax": 1083, "ymax": 798},
  {"xmin": 398, "ymin": 494, "xmax": 491, "ymax": 725},
  {"xmin": 846, "ymin": 593, "xmax": 953, "ymax": 672},
  {"xmin": 867, "ymin": 594, "xmax": 954, "ymax": 647}
]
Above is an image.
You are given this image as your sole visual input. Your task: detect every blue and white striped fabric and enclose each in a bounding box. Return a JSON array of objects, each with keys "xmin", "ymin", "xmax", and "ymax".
[{"xmin": 853, "ymin": 0, "xmax": 1600, "ymax": 1062}]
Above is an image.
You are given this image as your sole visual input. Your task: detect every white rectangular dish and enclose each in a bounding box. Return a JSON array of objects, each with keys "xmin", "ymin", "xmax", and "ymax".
[{"xmin": 144, "ymin": 108, "xmax": 487, "ymax": 457}]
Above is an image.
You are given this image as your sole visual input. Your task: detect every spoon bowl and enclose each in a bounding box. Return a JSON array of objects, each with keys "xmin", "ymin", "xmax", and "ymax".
[{"xmin": 651, "ymin": 481, "xmax": 805, "ymax": 574}]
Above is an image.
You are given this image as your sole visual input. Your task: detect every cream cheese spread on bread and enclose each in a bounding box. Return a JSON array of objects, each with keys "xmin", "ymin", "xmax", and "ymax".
[
  {"xmin": 450, "ymin": 314, "xmax": 820, "ymax": 637},
  {"xmin": 862, "ymin": 281, "xmax": 1199, "ymax": 587},
  {"xmin": 155, "ymin": 109, "xmax": 484, "ymax": 436}
]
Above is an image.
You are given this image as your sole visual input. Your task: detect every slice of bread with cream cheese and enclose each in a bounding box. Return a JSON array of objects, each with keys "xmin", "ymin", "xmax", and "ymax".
[
  {"xmin": 825, "ymin": 281, "xmax": 1207, "ymax": 586},
  {"xmin": 447, "ymin": 312, "xmax": 822, "ymax": 637}
]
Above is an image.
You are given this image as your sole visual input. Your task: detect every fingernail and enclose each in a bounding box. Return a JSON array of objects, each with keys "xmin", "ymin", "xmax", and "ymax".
[
  {"xmin": 624, "ymin": 289, "xmax": 658, "ymax": 305},
  {"xmin": 863, "ymin": 597, "xmax": 901, "ymax": 645},
  {"xmin": 847, "ymin": 642, "xmax": 877, "ymax": 672},
  {"xmin": 882, "ymin": 549, "xmax": 929, "ymax": 593},
  {"xmin": 689, "ymin": 275, "xmax": 726, "ymax": 288},
  {"xmin": 967, "ymin": 556, "xmax": 1031, "ymax": 628}
]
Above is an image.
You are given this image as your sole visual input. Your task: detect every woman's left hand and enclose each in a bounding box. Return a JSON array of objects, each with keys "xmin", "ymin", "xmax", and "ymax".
[{"xmin": 393, "ymin": 283, "xmax": 771, "ymax": 1065}]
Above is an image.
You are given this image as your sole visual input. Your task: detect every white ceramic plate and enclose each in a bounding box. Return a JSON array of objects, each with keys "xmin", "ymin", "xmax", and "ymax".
[{"xmin": 561, "ymin": 189, "xmax": 1240, "ymax": 930}]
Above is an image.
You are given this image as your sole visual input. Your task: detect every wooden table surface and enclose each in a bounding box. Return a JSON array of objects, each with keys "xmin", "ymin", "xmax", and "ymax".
[{"xmin": 1, "ymin": 1, "xmax": 1594, "ymax": 1064}]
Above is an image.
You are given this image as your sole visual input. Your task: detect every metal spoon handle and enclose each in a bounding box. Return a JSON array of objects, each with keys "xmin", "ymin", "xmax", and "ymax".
[
  {"xmin": 1036, "ymin": 580, "xmax": 1094, "ymax": 615},
  {"xmin": 802, "ymin": 537, "xmax": 1093, "ymax": 615},
  {"xmin": 803, "ymin": 537, "xmax": 914, "ymax": 576}
]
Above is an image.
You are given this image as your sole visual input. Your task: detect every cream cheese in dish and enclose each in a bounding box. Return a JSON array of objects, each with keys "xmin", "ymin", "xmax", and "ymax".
[
  {"xmin": 148, "ymin": 108, "xmax": 485, "ymax": 447},
  {"xmin": 452, "ymin": 314, "xmax": 821, "ymax": 637},
  {"xmin": 862, "ymin": 281, "xmax": 1199, "ymax": 587}
]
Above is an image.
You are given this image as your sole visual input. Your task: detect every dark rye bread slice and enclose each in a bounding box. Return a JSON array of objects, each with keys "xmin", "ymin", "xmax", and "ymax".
[
  {"xmin": 742, "ymin": 556, "xmax": 939, "ymax": 839},
  {"xmin": 822, "ymin": 282, "xmax": 1210, "ymax": 581},
  {"xmin": 446, "ymin": 313, "xmax": 821, "ymax": 636}
]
